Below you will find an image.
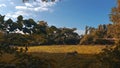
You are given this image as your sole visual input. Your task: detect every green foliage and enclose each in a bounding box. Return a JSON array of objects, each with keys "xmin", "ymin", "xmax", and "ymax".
[
  {"xmin": 94, "ymin": 38, "xmax": 115, "ymax": 45},
  {"xmin": 0, "ymin": 15, "xmax": 80, "ymax": 45},
  {"xmin": 3, "ymin": 33, "xmax": 29, "ymax": 46}
]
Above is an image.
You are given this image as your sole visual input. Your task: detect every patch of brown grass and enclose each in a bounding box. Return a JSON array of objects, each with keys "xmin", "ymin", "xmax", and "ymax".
[{"xmin": 28, "ymin": 45, "xmax": 107, "ymax": 54}]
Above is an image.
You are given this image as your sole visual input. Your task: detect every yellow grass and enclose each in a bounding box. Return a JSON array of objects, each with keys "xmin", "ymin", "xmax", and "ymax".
[
  {"xmin": 26, "ymin": 45, "xmax": 108, "ymax": 68},
  {"xmin": 28, "ymin": 45, "xmax": 107, "ymax": 54},
  {"xmin": 1, "ymin": 45, "xmax": 110, "ymax": 68}
]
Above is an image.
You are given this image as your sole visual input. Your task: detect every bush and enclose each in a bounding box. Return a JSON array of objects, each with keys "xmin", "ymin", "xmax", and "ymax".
[
  {"xmin": 93, "ymin": 38, "xmax": 115, "ymax": 45},
  {"xmin": 98, "ymin": 45, "xmax": 120, "ymax": 68},
  {"xmin": 80, "ymin": 35, "xmax": 94, "ymax": 45},
  {"xmin": 0, "ymin": 44, "xmax": 56, "ymax": 68}
]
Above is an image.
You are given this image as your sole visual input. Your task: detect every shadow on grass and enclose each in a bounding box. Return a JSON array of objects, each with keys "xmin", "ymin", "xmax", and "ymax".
[{"xmin": 28, "ymin": 52, "xmax": 103, "ymax": 68}]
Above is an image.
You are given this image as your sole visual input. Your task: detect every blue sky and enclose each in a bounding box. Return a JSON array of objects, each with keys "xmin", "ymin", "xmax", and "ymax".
[{"xmin": 0, "ymin": 0, "xmax": 117, "ymax": 35}]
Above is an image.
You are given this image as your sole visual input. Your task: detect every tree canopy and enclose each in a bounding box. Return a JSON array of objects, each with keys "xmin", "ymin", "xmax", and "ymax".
[{"xmin": 0, "ymin": 15, "xmax": 80, "ymax": 46}]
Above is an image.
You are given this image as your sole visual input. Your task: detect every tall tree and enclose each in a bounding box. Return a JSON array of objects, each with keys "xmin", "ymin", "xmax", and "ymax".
[
  {"xmin": 85, "ymin": 26, "xmax": 89, "ymax": 35},
  {"xmin": 99, "ymin": 1, "xmax": 120, "ymax": 67},
  {"xmin": 17, "ymin": 15, "xmax": 24, "ymax": 31},
  {"xmin": 0, "ymin": 15, "xmax": 5, "ymax": 31},
  {"xmin": 110, "ymin": 0, "xmax": 120, "ymax": 43}
]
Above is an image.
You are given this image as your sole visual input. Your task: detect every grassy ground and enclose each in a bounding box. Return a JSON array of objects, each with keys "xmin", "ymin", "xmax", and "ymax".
[
  {"xmin": 29, "ymin": 52, "xmax": 99, "ymax": 68},
  {"xmin": 27, "ymin": 45, "xmax": 106, "ymax": 54},
  {"xmin": 0, "ymin": 45, "xmax": 109, "ymax": 68},
  {"xmin": 27, "ymin": 45, "xmax": 107, "ymax": 68}
]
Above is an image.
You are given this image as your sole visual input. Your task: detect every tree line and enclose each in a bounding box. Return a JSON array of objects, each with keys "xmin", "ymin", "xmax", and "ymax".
[
  {"xmin": 0, "ymin": 15, "xmax": 80, "ymax": 46},
  {"xmin": 0, "ymin": 14, "xmax": 118, "ymax": 46},
  {"xmin": 80, "ymin": 24, "xmax": 115, "ymax": 45}
]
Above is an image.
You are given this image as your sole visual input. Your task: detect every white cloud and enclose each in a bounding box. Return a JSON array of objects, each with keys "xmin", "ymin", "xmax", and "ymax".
[
  {"xmin": 10, "ymin": 2, "xmax": 15, "ymax": 5},
  {"xmin": 15, "ymin": 5, "xmax": 49, "ymax": 12},
  {"xmin": 15, "ymin": 1, "xmax": 57, "ymax": 12},
  {"xmin": 15, "ymin": 6, "xmax": 27, "ymax": 10},
  {"xmin": 15, "ymin": 11, "xmax": 29, "ymax": 16},
  {"xmin": 34, "ymin": 7, "xmax": 49, "ymax": 11},
  {"xmin": 5, "ymin": 11, "xmax": 31, "ymax": 20},
  {"xmin": 5, "ymin": 0, "xmax": 58, "ymax": 20},
  {"xmin": 0, "ymin": 4, "xmax": 6, "ymax": 7},
  {"xmin": 25, "ymin": 3, "xmax": 33, "ymax": 7},
  {"xmin": 40, "ymin": 1, "xmax": 56, "ymax": 7}
]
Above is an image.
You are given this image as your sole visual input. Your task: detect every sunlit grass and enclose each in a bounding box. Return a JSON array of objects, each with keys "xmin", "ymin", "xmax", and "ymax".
[
  {"xmin": 26, "ymin": 45, "xmax": 108, "ymax": 68},
  {"xmin": 28, "ymin": 45, "xmax": 107, "ymax": 54},
  {"xmin": 1, "ymin": 45, "xmax": 110, "ymax": 68}
]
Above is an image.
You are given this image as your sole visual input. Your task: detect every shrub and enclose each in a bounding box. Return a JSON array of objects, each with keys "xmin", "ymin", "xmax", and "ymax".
[
  {"xmin": 0, "ymin": 44, "xmax": 56, "ymax": 68},
  {"xmin": 98, "ymin": 45, "xmax": 120, "ymax": 68},
  {"xmin": 93, "ymin": 38, "xmax": 115, "ymax": 45},
  {"xmin": 80, "ymin": 35, "xmax": 94, "ymax": 45}
]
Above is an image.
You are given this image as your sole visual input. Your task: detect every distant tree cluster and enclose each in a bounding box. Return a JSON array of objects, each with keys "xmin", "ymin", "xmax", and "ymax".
[
  {"xmin": 80, "ymin": 24, "xmax": 115, "ymax": 45},
  {"xmin": 0, "ymin": 15, "xmax": 80, "ymax": 46},
  {"xmin": 80, "ymin": 0, "xmax": 120, "ymax": 45}
]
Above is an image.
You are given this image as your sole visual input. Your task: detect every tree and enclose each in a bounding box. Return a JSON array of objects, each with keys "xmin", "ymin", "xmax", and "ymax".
[
  {"xmin": 98, "ymin": 45, "xmax": 120, "ymax": 68},
  {"xmin": 0, "ymin": 15, "xmax": 80, "ymax": 45},
  {"xmin": 0, "ymin": 15, "xmax": 5, "ymax": 32},
  {"xmin": 80, "ymin": 34, "xmax": 94, "ymax": 45},
  {"xmin": 110, "ymin": 0, "xmax": 120, "ymax": 24},
  {"xmin": 32, "ymin": 21, "xmax": 48, "ymax": 35},
  {"xmin": 21, "ymin": 18, "xmax": 36, "ymax": 34},
  {"xmin": 17, "ymin": 15, "xmax": 23, "ymax": 31},
  {"xmin": 98, "ymin": 0, "xmax": 120, "ymax": 67},
  {"xmin": 0, "ymin": 32, "xmax": 4, "ymax": 45},
  {"xmin": 107, "ymin": 24, "xmax": 114, "ymax": 38},
  {"xmin": 4, "ymin": 33, "xmax": 28, "ymax": 46},
  {"xmin": 55, "ymin": 28, "xmax": 80, "ymax": 45},
  {"xmin": 110, "ymin": 0, "xmax": 120, "ymax": 41},
  {"xmin": 31, "ymin": 34, "xmax": 48, "ymax": 45},
  {"xmin": 46, "ymin": 25, "xmax": 57, "ymax": 44},
  {"xmin": 85, "ymin": 26, "xmax": 89, "ymax": 35}
]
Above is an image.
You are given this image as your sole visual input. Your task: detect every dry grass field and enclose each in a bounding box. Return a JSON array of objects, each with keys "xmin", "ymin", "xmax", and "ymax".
[
  {"xmin": 27, "ymin": 45, "xmax": 108, "ymax": 68},
  {"xmin": 0, "ymin": 45, "xmax": 110, "ymax": 68},
  {"xmin": 28, "ymin": 45, "xmax": 107, "ymax": 54}
]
